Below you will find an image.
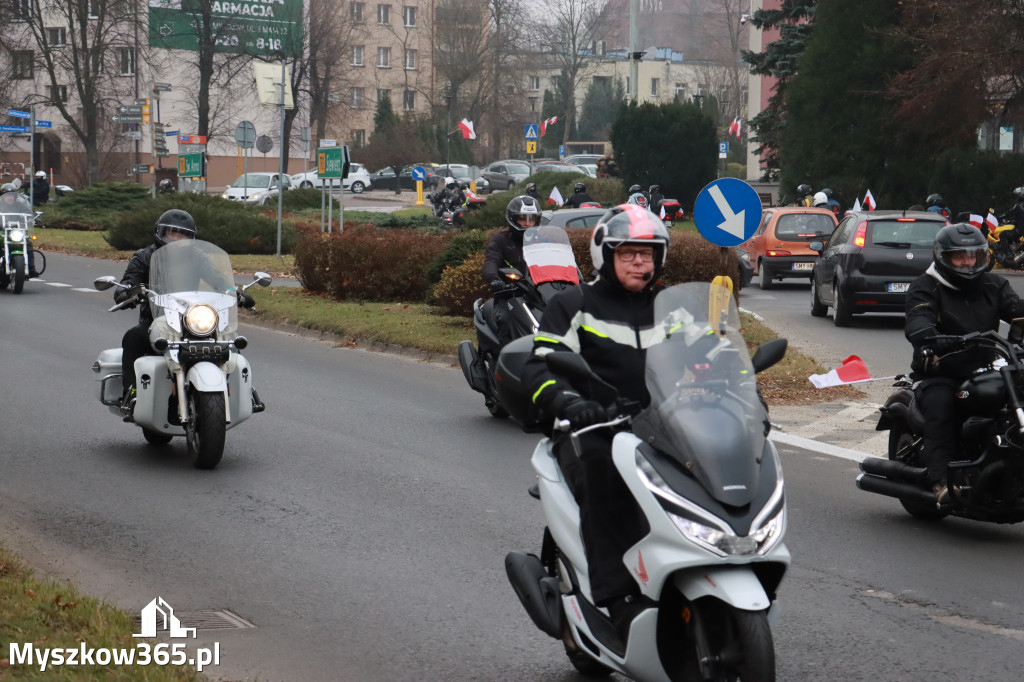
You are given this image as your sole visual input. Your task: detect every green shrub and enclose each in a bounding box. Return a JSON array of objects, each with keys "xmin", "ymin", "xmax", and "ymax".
[
  {"xmin": 426, "ymin": 229, "xmax": 490, "ymax": 283},
  {"xmin": 105, "ymin": 193, "xmax": 298, "ymax": 254},
  {"xmin": 280, "ymin": 188, "xmax": 329, "ymax": 211},
  {"xmin": 292, "ymin": 226, "xmax": 332, "ymax": 292},
  {"xmin": 434, "ymin": 253, "xmax": 490, "ymax": 316},
  {"xmin": 42, "ymin": 182, "xmax": 152, "ymax": 230}
]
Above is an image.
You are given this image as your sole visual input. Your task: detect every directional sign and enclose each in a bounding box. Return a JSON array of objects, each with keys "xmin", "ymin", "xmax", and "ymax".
[
  {"xmin": 693, "ymin": 178, "xmax": 763, "ymax": 247},
  {"xmin": 131, "ymin": 164, "xmax": 151, "ymax": 174},
  {"xmin": 525, "ymin": 124, "xmax": 539, "ymax": 140},
  {"xmin": 179, "ymin": 135, "xmax": 207, "ymax": 145},
  {"xmin": 120, "ymin": 105, "xmax": 142, "ymax": 115},
  {"xmin": 134, "ymin": 98, "xmax": 150, "ymax": 106},
  {"xmin": 8, "ymin": 109, "xmax": 30, "ymax": 118},
  {"xmin": 112, "ymin": 115, "xmax": 142, "ymax": 123},
  {"xmin": 317, "ymin": 146, "xmax": 350, "ymax": 179},
  {"xmin": 177, "ymin": 153, "xmax": 204, "ymax": 178},
  {"xmin": 156, "ymin": 149, "xmax": 170, "ymax": 158},
  {"xmin": 0, "ymin": 125, "xmax": 30, "ymax": 133},
  {"xmin": 411, "ymin": 166, "xmax": 426, "ymax": 182},
  {"xmin": 124, "ymin": 131, "xmax": 143, "ymax": 140},
  {"xmin": 153, "ymin": 82, "xmax": 172, "ymax": 92},
  {"xmin": 34, "ymin": 120, "xmax": 52, "ymax": 128}
]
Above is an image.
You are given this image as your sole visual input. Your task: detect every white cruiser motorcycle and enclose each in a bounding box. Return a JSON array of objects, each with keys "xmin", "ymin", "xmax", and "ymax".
[
  {"xmin": 506, "ymin": 282, "xmax": 790, "ymax": 681},
  {"xmin": 92, "ymin": 239, "xmax": 270, "ymax": 469}
]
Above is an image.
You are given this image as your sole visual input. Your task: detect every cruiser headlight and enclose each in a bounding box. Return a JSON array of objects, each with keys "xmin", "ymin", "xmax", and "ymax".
[
  {"xmin": 183, "ymin": 304, "xmax": 218, "ymax": 337},
  {"xmin": 8, "ymin": 228, "xmax": 24, "ymax": 242}
]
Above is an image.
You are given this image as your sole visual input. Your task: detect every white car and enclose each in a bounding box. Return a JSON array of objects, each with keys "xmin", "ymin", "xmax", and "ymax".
[
  {"xmin": 290, "ymin": 163, "xmax": 372, "ymax": 194},
  {"xmin": 221, "ymin": 172, "xmax": 292, "ymax": 205}
]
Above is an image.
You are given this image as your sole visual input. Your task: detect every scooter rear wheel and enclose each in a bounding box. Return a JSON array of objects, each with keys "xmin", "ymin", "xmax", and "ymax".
[
  {"xmin": 562, "ymin": 619, "xmax": 613, "ymax": 677},
  {"xmin": 486, "ymin": 398, "xmax": 509, "ymax": 419}
]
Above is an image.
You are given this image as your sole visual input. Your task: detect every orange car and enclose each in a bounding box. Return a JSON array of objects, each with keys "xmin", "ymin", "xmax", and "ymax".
[{"xmin": 745, "ymin": 207, "xmax": 838, "ymax": 289}]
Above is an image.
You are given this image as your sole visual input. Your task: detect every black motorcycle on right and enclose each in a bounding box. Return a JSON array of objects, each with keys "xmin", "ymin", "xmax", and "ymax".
[
  {"xmin": 458, "ymin": 225, "xmax": 579, "ymax": 427},
  {"xmin": 861, "ymin": 327, "xmax": 1024, "ymax": 523}
]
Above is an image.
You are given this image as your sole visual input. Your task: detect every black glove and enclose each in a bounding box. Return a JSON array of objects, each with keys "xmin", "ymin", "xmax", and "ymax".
[
  {"xmin": 552, "ymin": 392, "xmax": 605, "ymax": 429},
  {"xmin": 238, "ymin": 292, "xmax": 256, "ymax": 309},
  {"xmin": 490, "ymin": 278, "xmax": 508, "ymax": 293},
  {"xmin": 926, "ymin": 336, "xmax": 960, "ymax": 355}
]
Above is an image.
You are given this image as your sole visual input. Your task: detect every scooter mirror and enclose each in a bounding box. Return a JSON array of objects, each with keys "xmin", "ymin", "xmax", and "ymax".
[
  {"xmin": 752, "ymin": 338, "xmax": 788, "ymax": 374},
  {"xmin": 253, "ymin": 272, "xmax": 272, "ymax": 287},
  {"xmin": 94, "ymin": 275, "xmax": 119, "ymax": 291}
]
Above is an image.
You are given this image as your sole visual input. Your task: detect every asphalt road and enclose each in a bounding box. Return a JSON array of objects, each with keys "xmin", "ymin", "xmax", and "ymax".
[{"xmin": 2, "ymin": 253, "xmax": 1024, "ymax": 681}]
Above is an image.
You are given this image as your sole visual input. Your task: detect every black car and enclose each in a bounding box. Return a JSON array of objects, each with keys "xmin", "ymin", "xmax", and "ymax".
[
  {"xmin": 809, "ymin": 210, "xmax": 948, "ymax": 326},
  {"xmin": 370, "ymin": 166, "xmax": 444, "ymax": 191}
]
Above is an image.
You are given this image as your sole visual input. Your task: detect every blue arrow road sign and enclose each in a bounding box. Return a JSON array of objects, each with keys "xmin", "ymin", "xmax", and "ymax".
[
  {"xmin": 34, "ymin": 120, "xmax": 52, "ymax": 128},
  {"xmin": 8, "ymin": 109, "xmax": 30, "ymax": 118},
  {"xmin": 525, "ymin": 124, "xmax": 539, "ymax": 140},
  {"xmin": 0, "ymin": 125, "xmax": 30, "ymax": 134},
  {"xmin": 693, "ymin": 178, "xmax": 763, "ymax": 247},
  {"xmin": 411, "ymin": 166, "xmax": 426, "ymax": 181}
]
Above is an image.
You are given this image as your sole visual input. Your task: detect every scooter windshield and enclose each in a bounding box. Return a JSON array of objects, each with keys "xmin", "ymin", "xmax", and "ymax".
[
  {"xmin": 523, "ymin": 226, "xmax": 579, "ymax": 285},
  {"xmin": 148, "ymin": 239, "xmax": 238, "ymax": 338},
  {"xmin": 634, "ymin": 282, "xmax": 767, "ymax": 507},
  {"xmin": 0, "ymin": 191, "xmax": 33, "ymax": 228}
]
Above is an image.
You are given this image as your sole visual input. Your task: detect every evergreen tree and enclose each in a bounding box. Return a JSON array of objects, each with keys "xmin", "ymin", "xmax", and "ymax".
[
  {"xmin": 610, "ymin": 100, "xmax": 717, "ymax": 208},
  {"xmin": 371, "ymin": 93, "xmax": 400, "ymax": 143},
  {"xmin": 540, "ymin": 71, "xmax": 577, "ymax": 156},
  {"xmin": 577, "ymin": 79, "xmax": 624, "ymax": 141}
]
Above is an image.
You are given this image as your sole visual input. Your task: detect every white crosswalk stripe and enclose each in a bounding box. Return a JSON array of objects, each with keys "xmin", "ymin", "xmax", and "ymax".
[{"xmin": 46, "ymin": 282, "xmax": 73, "ymax": 287}]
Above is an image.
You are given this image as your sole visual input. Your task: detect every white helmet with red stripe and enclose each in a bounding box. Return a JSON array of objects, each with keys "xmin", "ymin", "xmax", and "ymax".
[{"xmin": 590, "ymin": 203, "xmax": 671, "ymax": 282}]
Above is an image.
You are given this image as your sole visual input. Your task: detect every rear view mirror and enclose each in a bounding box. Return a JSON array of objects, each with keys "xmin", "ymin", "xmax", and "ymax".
[
  {"xmin": 93, "ymin": 275, "xmax": 118, "ymax": 291},
  {"xmin": 253, "ymin": 272, "xmax": 272, "ymax": 287},
  {"xmin": 752, "ymin": 338, "xmax": 788, "ymax": 374},
  {"xmin": 809, "ymin": 241, "xmax": 824, "ymax": 253},
  {"xmin": 1010, "ymin": 318, "xmax": 1024, "ymax": 345}
]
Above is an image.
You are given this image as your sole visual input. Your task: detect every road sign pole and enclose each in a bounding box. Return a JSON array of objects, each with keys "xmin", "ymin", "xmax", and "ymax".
[
  {"xmin": 276, "ymin": 58, "xmax": 286, "ymax": 258},
  {"xmin": 29, "ymin": 104, "xmax": 34, "ymax": 193}
]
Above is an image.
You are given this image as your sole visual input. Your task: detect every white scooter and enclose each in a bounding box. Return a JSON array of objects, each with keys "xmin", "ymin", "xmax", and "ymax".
[
  {"xmin": 505, "ymin": 282, "xmax": 790, "ymax": 681},
  {"xmin": 92, "ymin": 239, "xmax": 270, "ymax": 469}
]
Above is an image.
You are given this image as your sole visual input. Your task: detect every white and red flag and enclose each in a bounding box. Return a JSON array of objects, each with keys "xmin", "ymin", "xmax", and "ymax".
[
  {"xmin": 457, "ymin": 118, "xmax": 476, "ymax": 140},
  {"xmin": 548, "ymin": 185, "xmax": 564, "ymax": 206},
  {"xmin": 540, "ymin": 116, "xmax": 559, "ymax": 137},
  {"xmin": 809, "ymin": 355, "xmax": 875, "ymax": 388},
  {"xmin": 728, "ymin": 118, "xmax": 738, "ymax": 137},
  {"xmin": 525, "ymin": 242, "xmax": 580, "ymax": 285},
  {"xmin": 851, "ymin": 197, "xmax": 862, "ymax": 212},
  {"xmin": 987, "ymin": 212, "xmax": 1000, "ymax": 232},
  {"xmin": 733, "ymin": 118, "xmax": 742, "ymax": 139},
  {"xmin": 660, "ymin": 205, "xmax": 666, "ymax": 219},
  {"xmin": 968, "ymin": 214, "xmax": 985, "ymax": 230},
  {"xmin": 863, "ymin": 189, "xmax": 876, "ymax": 211}
]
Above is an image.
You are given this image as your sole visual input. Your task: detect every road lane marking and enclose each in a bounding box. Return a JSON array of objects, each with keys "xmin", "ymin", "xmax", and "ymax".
[{"xmin": 46, "ymin": 282, "xmax": 72, "ymax": 287}]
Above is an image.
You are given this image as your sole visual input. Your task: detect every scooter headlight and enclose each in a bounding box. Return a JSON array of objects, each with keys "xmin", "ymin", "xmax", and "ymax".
[
  {"xmin": 183, "ymin": 304, "xmax": 218, "ymax": 337},
  {"xmin": 8, "ymin": 228, "xmax": 24, "ymax": 242},
  {"xmin": 668, "ymin": 506, "xmax": 784, "ymax": 557}
]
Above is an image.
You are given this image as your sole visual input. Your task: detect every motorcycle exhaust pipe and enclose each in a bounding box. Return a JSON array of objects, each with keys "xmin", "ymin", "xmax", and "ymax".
[
  {"xmin": 504, "ymin": 551, "xmax": 563, "ymax": 639},
  {"xmin": 856, "ymin": 473, "xmax": 937, "ymax": 505},
  {"xmin": 859, "ymin": 457, "xmax": 928, "ymax": 483}
]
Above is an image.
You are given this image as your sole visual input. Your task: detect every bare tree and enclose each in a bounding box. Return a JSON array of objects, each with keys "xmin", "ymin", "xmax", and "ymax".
[
  {"xmin": 0, "ymin": 0, "xmax": 142, "ymax": 184},
  {"xmin": 306, "ymin": 0, "xmax": 362, "ymax": 142},
  {"xmin": 694, "ymin": 0, "xmax": 748, "ymax": 124}
]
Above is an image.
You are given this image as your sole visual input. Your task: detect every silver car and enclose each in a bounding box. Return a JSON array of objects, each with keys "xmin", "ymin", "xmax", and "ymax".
[{"xmin": 481, "ymin": 160, "xmax": 531, "ymax": 191}]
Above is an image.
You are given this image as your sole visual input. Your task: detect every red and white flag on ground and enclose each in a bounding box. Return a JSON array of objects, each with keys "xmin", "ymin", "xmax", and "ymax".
[
  {"xmin": 851, "ymin": 197, "xmax": 862, "ymax": 212},
  {"xmin": 540, "ymin": 116, "xmax": 559, "ymax": 137},
  {"xmin": 863, "ymin": 189, "xmax": 876, "ymax": 211},
  {"xmin": 968, "ymin": 214, "xmax": 985, "ymax": 230},
  {"xmin": 809, "ymin": 355, "xmax": 874, "ymax": 388},
  {"xmin": 548, "ymin": 185, "xmax": 564, "ymax": 206},
  {"xmin": 987, "ymin": 212, "xmax": 1000, "ymax": 232},
  {"xmin": 457, "ymin": 118, "xmax": 476, "ymax": 140}
]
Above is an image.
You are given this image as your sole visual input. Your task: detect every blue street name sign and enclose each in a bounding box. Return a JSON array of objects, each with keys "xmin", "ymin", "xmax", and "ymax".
[
  {"xmin": 35, "ymin": 120, "xmax": 52, "ymax": 128},
  {"xmin": 166, "ymin": 130, "xmax": 179, "ymax": 136},
  {"xmin": 8, "ymin": 109, "xmax": 30, "ymax": 119},
  {"xmin": 693, "ymin": 178, "xmax": 763, "ymax": 247},
  {"xmin": 525, "ymin": 124, "xmax": 539, "ymax": 140},
  {"xmin": 0, "ymin": 125, "xmax": 30, "ymax": 134},
  {"xmin": 411, "ymin": 166, "xmax": 426, "ymax": 181}
]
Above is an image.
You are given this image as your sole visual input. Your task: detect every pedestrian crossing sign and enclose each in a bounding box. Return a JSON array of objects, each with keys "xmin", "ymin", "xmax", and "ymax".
[{"xmin": 525, "ymin": 124, "xmax": 539, "ymax": 140}]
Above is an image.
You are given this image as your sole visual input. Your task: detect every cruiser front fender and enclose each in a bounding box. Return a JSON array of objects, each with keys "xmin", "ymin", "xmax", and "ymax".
[{"xmin": 186, "ymin": 362, "xmax": 227, "ymax": 393}]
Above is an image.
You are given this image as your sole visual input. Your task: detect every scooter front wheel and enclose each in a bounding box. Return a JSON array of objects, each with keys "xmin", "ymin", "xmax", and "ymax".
[
  {"xmin": 684, "ymin": 603, "xmax": 775, "ymax": 682},
  {"xmin": 186, "ymin": 391, "xmax": 226, "ymax": 470}
]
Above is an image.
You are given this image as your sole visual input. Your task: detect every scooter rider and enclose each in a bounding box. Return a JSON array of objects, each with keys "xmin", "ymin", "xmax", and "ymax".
[
  {"xmin": 481, "ymin": 195, "xmax": 542, "ymax": 344},
  {"xmin": 115, "ymin": 209, "xmax": 255, "ymax": 417},
  {"xmin": 522, "ymin": 204, "xmax": 675, "ymax": 636},
  {"xmin": 905, "ymin": 223, "xmax": 1024, "ymax": 503},
  {"xmin": 564, "ymin": 181, "xmax": 593, "ymax": 208},
  {"xmin": 524, "ymin": 182, "xmax": 541, "ymax": 202}
]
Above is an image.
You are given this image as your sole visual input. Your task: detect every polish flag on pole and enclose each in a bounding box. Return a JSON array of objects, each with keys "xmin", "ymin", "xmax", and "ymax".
[
  {"xmin": 457, "ymin": 118, "xmax": 476, "ymax": 140},
  {"xmin": 851, "ymin": 197, "xmax": 862, "ymax": 212},
  {"xmin": 863, "ymin": 189, "xmax": 876, "ymax": 211},
  {"xmin": 809, "ymin": 355, "xmax": 875, "ymax": 388},
  {"xmin": 968, "ymin": 214, "xmax": 985, "ymax": 230},
  {"xmin": 728, "ymin": 118, "xmax": 738, "ymax": 137},
  {"xmin": 734, "ymin": 118, "xmax": 742, "ymax": 139},
  {"xmin": 540, "ymin": 116, "xmax": 559, "ymax": 137},
  {"xmin": 987, "ymin": 212, "xmax": 1000, "ymax": 232},
  {"xmin": 548, "ymin": 185, "xmax": 564, "ymax": 206}
]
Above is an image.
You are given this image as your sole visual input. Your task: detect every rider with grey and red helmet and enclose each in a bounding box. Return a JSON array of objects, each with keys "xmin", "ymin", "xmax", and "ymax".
[
  {"xmin": 521, "ymin": 204, "xmax": 673, "ymax": 636},
  {"xmin": 564, "ymin": 181, "xmax": 593, "ymax": 208},
  {"xmin": 906, "ymin": 223, "xmax": 1024, "ymax": 503}
]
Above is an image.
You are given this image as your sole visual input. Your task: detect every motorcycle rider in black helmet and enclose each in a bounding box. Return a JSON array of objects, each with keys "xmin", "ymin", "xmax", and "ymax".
[
  {"xmin": 795, "ymin": 183, "xmax": 814, "ymax": 207},
  {"xmin": 626, "ymin": 184, "xmax": 647, "ymax": 208},
  {"xmin": 996, "ymin": 186, "xmax": 1024, "ymax": 253},
  {"xmin": 646, "ymin": 184, "xmax": 664, "ymax": 215},
  {"xmin": 905, "ymin": 223, "xmax": 1024, "ymax": 503},
  {"xmin": 480, "ymin": 195, "xmax": 542, "ymax": 344},
  {"xmin": 564, "ymin": 181, "xmax": 593, "ymax": 208},
  {"xmin": 114, "ymin": 210, "xmax": 253, "ymax": 418}
]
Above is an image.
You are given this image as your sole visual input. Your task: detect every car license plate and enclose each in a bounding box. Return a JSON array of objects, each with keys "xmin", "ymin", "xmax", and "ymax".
[
  {"xmin": 887, "ymin": 282, "xmax": 910, "ymax": 293},
  {"xmin": 791, "ymin": 262, "xmax": 813, "ymax": 271}
]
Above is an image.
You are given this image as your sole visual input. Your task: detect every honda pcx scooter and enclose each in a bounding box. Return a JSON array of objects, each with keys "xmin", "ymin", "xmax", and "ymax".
[
  {"xmin": 861, "ymin": 326, "xmax": 1024, "ymax": 523},
  {"xmin": 458, "ymin": 225, "xmax": 579, "ymax": 426},
  {"xmin": 92, "ymin": 239, "xmax": 270, "ymax": 469},
  {"xmin": 505, "ymin": 282, "xmax": 790, "ymax": 681}
]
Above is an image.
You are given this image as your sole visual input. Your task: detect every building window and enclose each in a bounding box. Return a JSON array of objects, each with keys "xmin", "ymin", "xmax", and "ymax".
[
  {"xmin": 377, "ymin": 4, "xmax": 389, "ymax": 25},
  {"xmin": 377, "ymin": 88, "xmax": 390, "ymax": 104},
  {"xmin": 404, "ymin": 48, "xmax": 416, "ymax": 70},
  {"xmin": 351, "ymin": 87, "xmax": 364, "ymax": 109},
  {"xmin": 403, "ymin": 89, "xmax": 415, "ymax": 111},
  {"xmin": 377, "ymin": 46, "xmax": 390, "ymax": 68},
  {"xmin": 530, "ymin": 76, "xmax": 540, "ymax": 91},
  {"xmin": 47, "ymin": 27, "xmax": 67, "ymax": 46},
  {"xmin": 351, "ymin": 45, "xmax": 363, "ymax": 66},
  {"xmin": 675, "ymin": 82, "xmax": 686, "ymax": 99},
  {"xmin": 13, "ymin": 0, "xmax": 31, "ymax": 20},
  {"xmin": 350, "ymin": 1, "xmax": 364, "ymax": 22},
  {"xmin": 119, "ymin": 47, "xmax": 135, "ymax": 75},
  {"xmin": 650, "ymin": 78, "xmax": 660, "ymax": 97},
  {"xmin": 403, "ymin": 5, "xmax": 415, "ymax": 26},
  {"xmin": 48, "ymin": 84, "xmax": 68, "ymax": 103},
  {"xmin": 12, "ymin": 51, "xmax": 33, "ymax": 79},
  {"xmin": 353, "ymin": 129, "xmax": 366, "ymax": 147},
  {"xmin": 88, "ymin": 0, "xmax": 99, "ymax": 18}
]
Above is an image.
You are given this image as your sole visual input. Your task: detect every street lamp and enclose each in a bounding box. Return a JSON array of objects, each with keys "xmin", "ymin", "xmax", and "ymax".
[{"xmin": 528, "ymin": 94, "xmax": 539, "ymax": 171}]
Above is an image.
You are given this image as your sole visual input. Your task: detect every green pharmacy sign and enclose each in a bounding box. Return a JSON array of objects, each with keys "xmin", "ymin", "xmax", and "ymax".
[{"xmin": 148, "ymin": 0, "xmax": 303, "ymax": 56}]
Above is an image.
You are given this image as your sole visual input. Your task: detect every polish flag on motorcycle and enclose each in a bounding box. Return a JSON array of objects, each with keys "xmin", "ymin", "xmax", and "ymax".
[
  {"xmin": 457, "ymin": 118, "xmax": 476, "ymax": 139},
  {"xmin": 525, "ymin": 242, "xmax": 580, "ymax": 285},
  {"xmin": 809, "ymin": 355, "xmax": 890, "ymax": 388},
  {"xmin": 987, "ymin": 213, "xmax": 1000, "ymax": 232},
  {"xmin": 548, "ymin": 185, "xmax": 564, "ymax": 206},
  {"xmin": 540, "ymin": 116, "xmax": 558, "ymax": 137},
  {"xmin": 968, "ymin": 214, "xmax": 985, "ymax": 230},
  {"xmin": 863, "ymin": 190, "xmax": 876, "ymax": 211}
]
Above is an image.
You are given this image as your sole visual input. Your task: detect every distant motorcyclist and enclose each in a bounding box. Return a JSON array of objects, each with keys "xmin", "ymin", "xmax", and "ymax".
[
  {"xmin": 564, "ymin": 182, "xmax": 593, "ymax": 208},
  {"xmin": 997, "ymin": 186, "xmax": 1024, "ymax": 250},
  {"xmin": 525, "ymin": 182, "xmax": 541, "ymax": 202},
  {"xmin": 926, "ymin": 193, "xmax": 952, "ymax": 220},
  {"xmin": 796, "ymin": 183, "xmax": 814, "ymax": 207},
  {"xmin": 905, "ymin": 223, "xmax": 1024, "ymax": 504},
  {"xmin": 31, "ymin": 170, "xmax": 49, "ymax": 206},
  {"xmin": 1, "ymin": 183, "xmax": 39, "ymax": 275},
  {"xmin": 479, "ymin": 195, "xmax": 542, "ymax": 345},
  {"xmin": 445, "ymin": 176, "xmax": 465, "ymax": 211},
  {"xmin": 812, "ymin": 191, "xmax": 829, "ymax": 209},
  {"xmin": 821, "ymin": 187, "xmax": 842, "ymax": 217},
  {"xmin": 626, "ymin": 184, "xmax": 648, "ymax": 209},
  {"xmin": 646, "ymin": 184, "xmax": 664, "ymax": 215},
  {"xmin": 158, "ymin": 178, "xmax": 175, "ymax": 194}
]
